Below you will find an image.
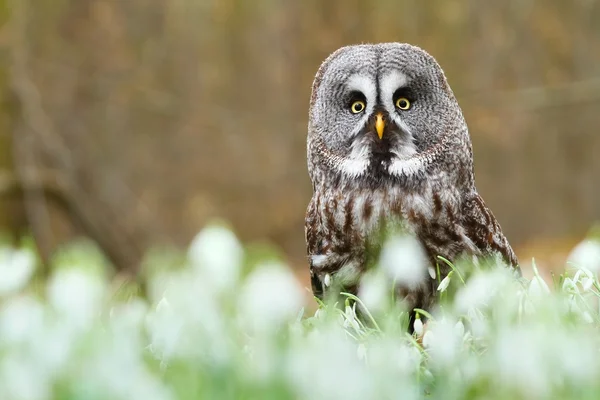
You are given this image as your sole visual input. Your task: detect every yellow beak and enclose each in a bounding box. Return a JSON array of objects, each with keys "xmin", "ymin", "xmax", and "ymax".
[{"xmin": 375, "ymin": 113, "xmax": 385, "ymax": 139}]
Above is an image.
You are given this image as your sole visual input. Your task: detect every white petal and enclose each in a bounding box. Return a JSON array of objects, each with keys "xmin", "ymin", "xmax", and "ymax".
[
  {"xmin": 437, "ymin": 275, "xmax": 451, "ymax": 292},
  {"xmin": 238, "ymin": 263, "xmax": 304, "ymax": 331},
  {"xmin": 454, "ymin": 320, "xmax": 465, "ymax": 338},
  {"xmin": 428, "ymin": 266, "xmax": 436, "ymax": 279},
  {"xmin": 582, "ymin": 277, "xmax": 594, "ymax": 292},
  {"xmin": 0, "ymin": 248, "xmax": 36, "ymax": 296},
  {"xmin": 568, "ymin": 240, "xmax": 600, "ymax": 273},
  {"xmin": 323, "ymin": 273, "xmax": 331, "ymax": 287},
  {"xmin": 188, "ymin": 225, "xmax": 243, "ymax": 291},
  {"xmin": 413, "ymin": 318, "xmax": 424, "ymax": 336},
  {"xmin": 422, "ymin": 330, "xmax": 434, "ymax": 348},
  {"xmin": 379, "ymin": 235, "xmax": 428, "ymax": 289}
]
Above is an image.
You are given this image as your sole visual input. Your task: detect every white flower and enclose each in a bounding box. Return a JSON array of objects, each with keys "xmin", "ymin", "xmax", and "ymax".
[
  {"xmin": 0, "ymin": 248, "xmax": 36, "ymax": 296},
  {"xmin": 110, "ymin": 298, "xmax": 149, "ymax": 334},
  {"xmin": 145, "ymin": 297, "xmax": 183, "ymax": 363},
  {"xmin": 314, "ymin": 308, "xmax": 326, "ymax": 319},
  {"xmin": 379, "ymin": 234, "xmax": 427, "ymax": 289},
  {"xmin": 581, "ymin": 277, "xmax": 594, "ymax": 292},
  {"xmin": 356, "ymin": 343, "xmax": 367, "ymax": 361},
  {"xmin": 413, "ymin": 316, "xmax": 424, "ymax": 336},
  {"xmin": 323, "ymin": 273, "xmax": 331, "ymax": 287},
  {"xmin": 437, "ymin": 272, "xmax": 452, "ymax": 292},
  {"xmin": 552, "ymin": 333, "xmax": 599, "ymax": 385},
  {"xmin": 358, "ymin": 271, "xmax": 388, "ymax": 313},
  {"xmin": 422, "ymin": 330, "xmax": 434, "ymax": 348},
  {"xmin": 562, "ymin": 277, "xmax": 578, "ymax": 293},
  {"xmin": 0, "ymin": 295, "xmax": 45, "ymax": 346},
  {"xmin": 528, "ymin": 274, "xmax": 550, "ymax": 299},
  {"xmin": 343, "ymin": 303, "xmax": 361, "ymax": 332},
  {"xmin": 238, "ymin": 262, "xmax": 304, "ymax": 331},
  {"xmin": 428, "ymin": 266, "xmax": 436, "ymax": 279},
  {"xmin": 424, "ymin": 319, "xmax": 462, "ymax": 367},
  {"xmin": 188, "ymin": 225, "xmax": 243, "ymax": 291},
  {"xmin": 46, "ymin": 268, "xmax": 105, "ymax": 331},
  {"xmin": 454, "ymin": 320, "xmax": 465, "ymax": 338},
  {"xmin": 241, "ymin": 338, "xmax": 278, "ymax": 383},
  {"xmin": 366, "ymin": 338, "xmax": 422, "ymax": 388},
  {"xmin": 148, "ymin": 268, "xmax": 231, "ymax": 363},
  {"xmin": 568, "ymin": 239, "xmax": 600, "ymax": 273},
  {"xmin": 494, "ymin": 326, "xmax": 552, "ymax": 398},
  {"xmin": 467, "ymin": 308, "xmax": 489, "ymax": 338},
  {"xmin": 454, "ymin": 269, "xmax": 512, "ymax": 314},
  {"xmin": 285, "ymin": 326, "xmax": 373, "ymax": 400},
  {"xmin": 0, "ymin": 353, "xmax": 50, "ymax": 400}
]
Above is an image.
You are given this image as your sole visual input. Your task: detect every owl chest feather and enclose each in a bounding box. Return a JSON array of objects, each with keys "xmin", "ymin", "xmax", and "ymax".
[{"xmin": 306, "ymin": 178, "xmax": 470, "ymax": 279}]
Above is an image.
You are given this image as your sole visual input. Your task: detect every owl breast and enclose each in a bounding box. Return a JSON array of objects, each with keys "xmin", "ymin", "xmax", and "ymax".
[{"xmin": 305, "ymin": 174, "xmax": 478, "ymax": 299}]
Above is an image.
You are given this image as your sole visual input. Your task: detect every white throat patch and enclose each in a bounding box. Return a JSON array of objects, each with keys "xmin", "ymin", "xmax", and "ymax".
[{"xmin": 337, "ymin": 135, "xmax": 371, "ymax": 178}]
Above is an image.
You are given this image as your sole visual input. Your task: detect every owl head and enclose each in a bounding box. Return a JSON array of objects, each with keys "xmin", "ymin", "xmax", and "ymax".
[{"xmin": 307, "ymin": 43, "xmax": 473, "ymax": 189}]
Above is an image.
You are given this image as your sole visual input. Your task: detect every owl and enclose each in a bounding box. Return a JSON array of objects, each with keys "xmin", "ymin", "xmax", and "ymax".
[{"xmin": 305, "ymin": 43, "xmax": 520, "ymax": 320}]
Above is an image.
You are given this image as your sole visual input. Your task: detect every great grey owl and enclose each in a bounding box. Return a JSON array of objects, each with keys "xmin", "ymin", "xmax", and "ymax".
[{"xmin": 305, "ymin": 43, "xmax": 520, "ymax": 318}]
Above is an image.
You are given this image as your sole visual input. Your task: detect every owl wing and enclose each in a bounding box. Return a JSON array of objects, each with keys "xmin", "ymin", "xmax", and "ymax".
[
  {"xmin": 304, "ymin": 194, "xmax": 357, "ymax": 300},
  {"xmin": 461, "ymin": 191, "xmax": 520, "ymax": 270},
  {"xmin": 305, "ymin": 195, "xmax": 325, "ymax": 298}
]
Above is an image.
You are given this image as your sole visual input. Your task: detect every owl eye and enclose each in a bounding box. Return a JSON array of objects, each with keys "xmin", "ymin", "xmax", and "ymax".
[
  {"xmin": 395, "ymin": 97, "xmax": 411, "ymax": 110},
  {"xmin": 350, "ymin": 100, "xmax": 366, "ymax": 114}
]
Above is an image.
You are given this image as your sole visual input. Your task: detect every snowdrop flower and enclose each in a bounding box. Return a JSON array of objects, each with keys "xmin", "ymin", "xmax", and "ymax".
[
  {"xmin": 581, "ymin": 276, "xmax": 594, "ymax": 292},
  {"xmin": 422, "ymin": 330, "xmax": 434, "ymax": 348},
  {"xmin": 494, "ymin": 326, "xmax": 550, "ymax": 398},
  {"xmin": 238, "ymin": 262, "xmax": 304, "ymax": 331},
  {"xmin": 314, "ymin": 307, "xmax": 326, "ymax": 319},
  {"xmin": 0, "ymin": 248, "xmax": 36, "ymax": 296},
  {"xmin": 358, "ymin": 271, "xmax": 388, "ymax": 314},
  {"xmin": 145, "ymin": 297, "xmax": 183, "ymax": 363},
  {"xmin": 0, "ymin": 353, "xmax": 51, "ymax": 400},
  {"xmin": 0, "ymin": 295, "xmax": 45, "ymax": 345},
  {"xmin": 454, "ymin": 320, "xmax": 465, "ymax": 338},
  {"xmin": 241, "ymin": 338, "xmax": 279, "ymax": 383},
  {"xmin": 109, "ymin": 298, "xmax": 149, "ymax": 334},
  {"xmin": 323, "ymin": 273, "xmax": 331, "ymax": 287},
  {"xmin": 467, "ymin": 308, "xmax": 489, "ymax": 338},
  {"xmin": 367, "ymin": 338, "xmax": 422, "ymax": 386},
  {"xmin": 582, "ymin": 311, "xmax": 594, "ymax": 324},
  {"xmin": 286, "ymin": 326, "xmax": 373, "ymax": 400},
  {"xmin": 528, "ymin": 274, "xmax": 550, "ymax": 299},
  {"xmin": 428, "ymin": 266, "xmax": 436, "ymax": 279},
  {"xmin": 356, "ymin": 343, "xmax": 367, "ymax": 361},
  {"xmin": 454, "ymin": 268, "xmax": 511, "ymax": 314},
  {"xmin": 551, "ymin": 331, "xmax": 598, "ymax": 385},
  {"xmin": 562, "ymin": 277, "xmax": 578, "ymax": 293},
  {"xmin": 188, "ymin": 224, "xmax": 243, "ymax": 291},
  {"xmin": 379, "ymin": 235, "xmax": 427, "ymax": 289},
  {"xmin": 413, "ymin": 314, "xmax": 424, "ymax": 336},
  {"xmin": 47, "ymin": 268, "xmax": 105, "ymax": 331},
  {"xmin": 573, "ymin": 267, "xmax": 593, "ymax": 283},
  {"xmin": 424, "ymin": 318, "xmax": 462, "ymax": 367},
  {"xmin": 568, "ymin": 239, "xmax": 600, "ymax": 273},
  {"xmin": 343, "ymin": 302, "xmax": 361, "ymax": 332},
  {"xmin": 437, "ymin": 271, "xmax": 452, "ymax": 292}
]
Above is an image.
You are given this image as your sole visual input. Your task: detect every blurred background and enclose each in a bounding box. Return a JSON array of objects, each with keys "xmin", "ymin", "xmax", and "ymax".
[{"xmin": 1, "ymin": 0, "xmax": 599, "ymax": 286}]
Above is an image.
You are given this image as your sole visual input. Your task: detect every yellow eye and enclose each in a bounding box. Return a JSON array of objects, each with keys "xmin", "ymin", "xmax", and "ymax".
[
  {"xmin": 395, "ymin": 97, "xmax": 411, "ymax": 110},
  {"xmin": 350, "ymin": 100, "xmax": 366, "ymax": 114}
]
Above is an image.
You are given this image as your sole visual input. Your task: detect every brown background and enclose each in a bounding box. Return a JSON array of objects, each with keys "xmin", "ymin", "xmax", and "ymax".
[{"xmin": 1, "ymin": 0, "xmax": 600, "ymax": 281}]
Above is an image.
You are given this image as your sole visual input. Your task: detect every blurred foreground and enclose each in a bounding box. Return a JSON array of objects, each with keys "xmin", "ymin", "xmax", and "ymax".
[{"xmin": 0, "ymin": 224, "xmax": 600, "ymax": 399}]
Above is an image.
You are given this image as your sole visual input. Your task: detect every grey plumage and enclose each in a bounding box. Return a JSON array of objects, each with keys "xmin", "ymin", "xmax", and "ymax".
[{"xmin": 305, "ymin": 43, "xmax": 519, "ymax": 317}]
